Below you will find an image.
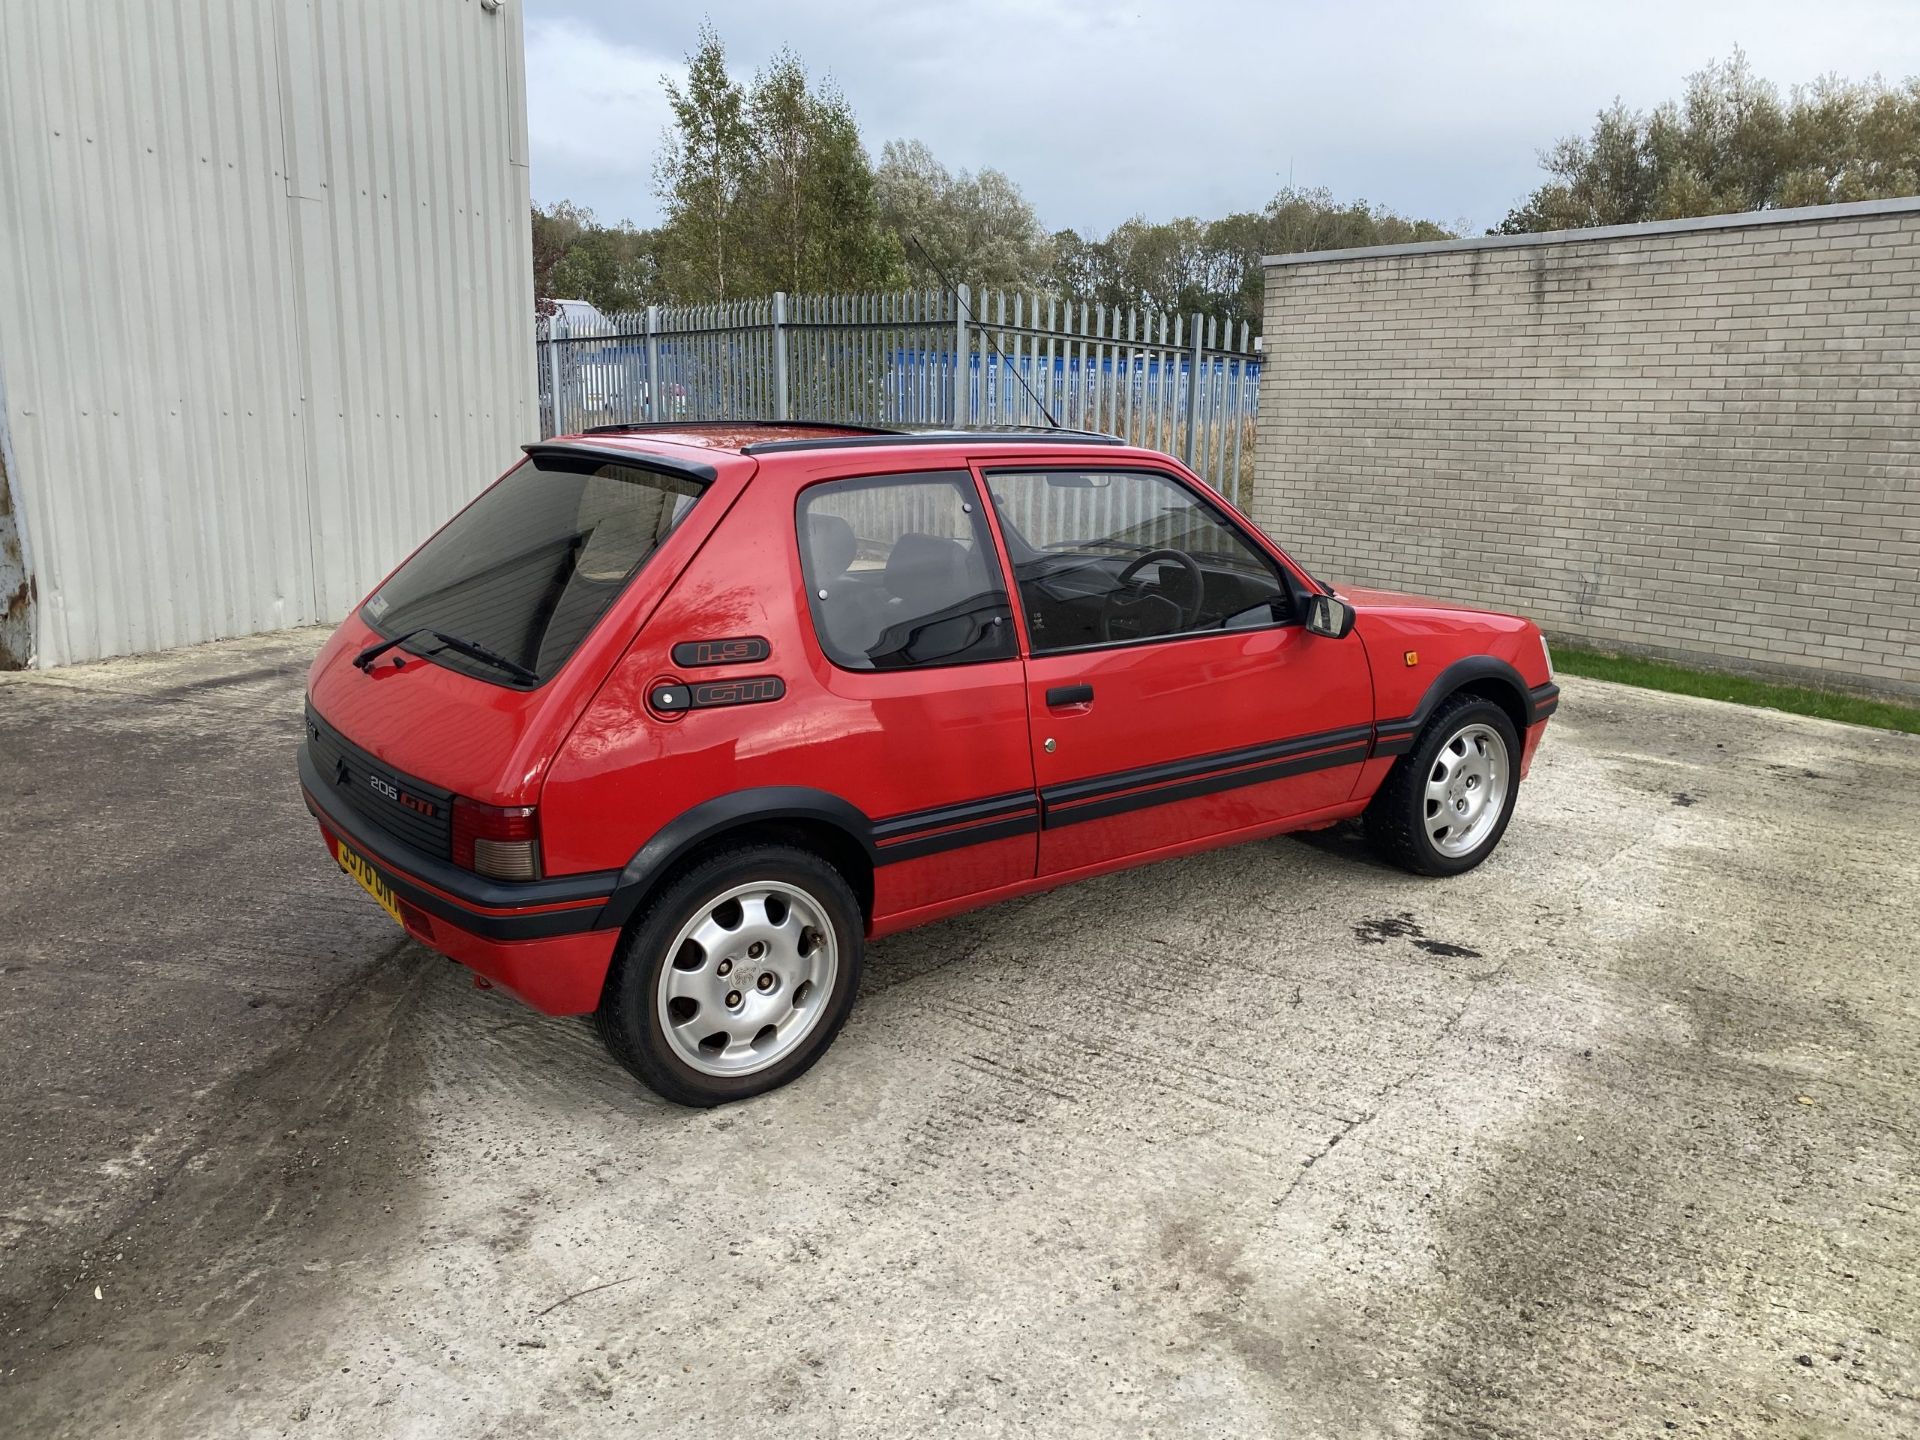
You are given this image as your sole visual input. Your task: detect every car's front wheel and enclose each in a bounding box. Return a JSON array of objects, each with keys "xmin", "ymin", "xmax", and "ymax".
[
  {"xmin": 595, "ymin": 845, "xmax": 863, "ymax": 1106},
  {"xmin": 1363, "ymin": 693, "xmax": 1521, "ymax": 876}
]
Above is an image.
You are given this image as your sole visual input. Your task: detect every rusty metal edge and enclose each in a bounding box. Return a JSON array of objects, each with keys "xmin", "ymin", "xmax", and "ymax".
[{"xmin": 0, "ymin": 358, "xmax": 34, "ymax": 670}]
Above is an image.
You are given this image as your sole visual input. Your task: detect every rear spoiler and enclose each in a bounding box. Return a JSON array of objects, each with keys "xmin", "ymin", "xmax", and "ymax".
[{"xmin": 522, "ymin": 441, "xmax": 717, "ymax": 485}]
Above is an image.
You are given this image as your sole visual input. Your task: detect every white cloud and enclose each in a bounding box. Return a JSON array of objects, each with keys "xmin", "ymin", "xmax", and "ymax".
[
  {"xmin": 527, "ymin": 0, "xmax": 1920, "ymax": 234},
  {"xmin": 525, "ymin": 16, "xmax": 683, "ymax": 226}
]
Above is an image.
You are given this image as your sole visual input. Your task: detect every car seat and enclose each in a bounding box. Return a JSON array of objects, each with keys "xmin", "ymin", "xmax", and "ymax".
[
  {"xmin": 881, "ymin": 533, "xmax": 972, "ymax": 617},
  {"xmin": 803, "ymin": 513, "xmax": 889, "ymax": 663}
]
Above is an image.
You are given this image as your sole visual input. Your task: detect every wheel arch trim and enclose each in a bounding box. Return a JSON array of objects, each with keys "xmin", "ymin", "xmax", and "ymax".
[
  {"xmin": 595, "ymin": 787, "xmax": 877, "ymax": 933},
  {"xmin": 1372, "ymin": 656, "xmax": 1550, "ymax": 755}
]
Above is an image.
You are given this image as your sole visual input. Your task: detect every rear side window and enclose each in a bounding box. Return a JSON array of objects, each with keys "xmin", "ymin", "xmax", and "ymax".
[
  {"xmin": 796, "ymin": 471, "xmax": 1015, "ymax": 671},
  {"xmin": 364, "ymin": 454, "xmax": 702, "ymax": 686}
]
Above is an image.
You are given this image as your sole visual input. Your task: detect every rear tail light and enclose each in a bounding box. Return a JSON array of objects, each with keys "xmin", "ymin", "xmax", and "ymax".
[{"xmin": 452, "ymin": 798, "xmax": 541, "ymax": 881}]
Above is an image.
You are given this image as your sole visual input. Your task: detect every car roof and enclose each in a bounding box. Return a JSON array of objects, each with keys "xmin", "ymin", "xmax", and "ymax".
[
  {"xmin": 530, "ymin": 421, "xmax": 1156, "ymax": 488},
  {"xmin": 564, "ymin": 421, "xmax": 1125, "ymax": 455},
  {"xmin": 571, "ymin": 421, "xmax": 886, "ymax": 453}
]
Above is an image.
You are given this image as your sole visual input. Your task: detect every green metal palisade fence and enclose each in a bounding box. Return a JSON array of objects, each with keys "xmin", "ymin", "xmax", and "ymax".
[{"xmin": 536, "ymin": 286, "xmax": 1262, "ymax": 504}]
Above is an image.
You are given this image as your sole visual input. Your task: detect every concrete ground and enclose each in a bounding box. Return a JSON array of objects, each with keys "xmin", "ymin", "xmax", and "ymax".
[{"xmin": 0, "ymin": 630, "xmax": 1915, "ymax": 1439}]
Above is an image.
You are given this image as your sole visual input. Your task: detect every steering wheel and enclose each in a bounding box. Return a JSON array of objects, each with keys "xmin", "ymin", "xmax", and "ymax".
[{"xmin": 1100, "ymin": 548, "xmax": 1205, "ymax": 643}]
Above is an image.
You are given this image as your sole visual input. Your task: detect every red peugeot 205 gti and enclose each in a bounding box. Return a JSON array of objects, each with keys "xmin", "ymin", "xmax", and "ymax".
[{"xmin": 300, "ymin": 423, "xmax": 1557, "ymax": 1106}]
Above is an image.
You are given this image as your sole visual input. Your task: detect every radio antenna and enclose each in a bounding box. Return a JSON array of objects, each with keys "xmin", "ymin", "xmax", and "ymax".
[{"xmin": 909, "ymin": 234, "xmax": 1059, "ymax": 429}]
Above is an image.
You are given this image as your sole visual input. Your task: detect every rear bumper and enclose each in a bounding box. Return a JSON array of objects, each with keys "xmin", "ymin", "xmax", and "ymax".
[{"xmin": 298, "ymin": 743, "xmax": 618, "ymax": 1015}]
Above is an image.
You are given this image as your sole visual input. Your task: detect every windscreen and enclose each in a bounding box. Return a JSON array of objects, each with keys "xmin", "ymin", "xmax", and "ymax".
[{"xmin": 362, "ymin": 453, "xmax": 703, "ymax": 686}]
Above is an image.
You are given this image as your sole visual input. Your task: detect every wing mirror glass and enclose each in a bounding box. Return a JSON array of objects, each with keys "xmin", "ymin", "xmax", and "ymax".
[{"xmin": 1305, "ymin": 593, "xmax": 1356, "ymax": 639}]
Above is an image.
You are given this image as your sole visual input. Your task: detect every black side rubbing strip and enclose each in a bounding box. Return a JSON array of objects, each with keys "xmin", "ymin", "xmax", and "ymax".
[
  {"xmin": 871, "ymin": 791, "xmax": 1041, "ymax": 861},
  {"xmin": 872, "ymin": 813, "xmax": 1041, "ymax": 862},
  {"xmin": 601, "ymin": 723, "xmax": 1386, "ymax": 923},
  {"xmin": 872, "ymin": 791, "xmax": 1040, "ymax": 843},
  {"xmin": 1041, "ymin": 725, "xmax": 1375, "ymax": 812},
  {"xmin": 1041, "ymin": 740, "xmax": 1372, "ymax": 829}
]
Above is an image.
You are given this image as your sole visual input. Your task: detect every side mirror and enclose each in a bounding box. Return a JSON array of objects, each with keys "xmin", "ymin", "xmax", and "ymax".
[{"xmin": 1305, "ymin": 593, "xmax": 1356, "ymax": 639}]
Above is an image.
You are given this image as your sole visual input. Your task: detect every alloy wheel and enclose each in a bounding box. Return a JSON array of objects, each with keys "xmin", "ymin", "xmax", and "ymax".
[
  {"xmin": 1423, "ymin": 721, "xmax": 1510, "ymax": 858},
  {"xmin": 656, "ymin": 881, "xmax": 839, "ymax": 1077}
]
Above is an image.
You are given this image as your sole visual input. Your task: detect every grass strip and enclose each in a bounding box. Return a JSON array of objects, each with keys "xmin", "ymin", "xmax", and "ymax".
[{"xmin": 1552, "ymin": 645, "xmax": 1920, "ymax": 736}]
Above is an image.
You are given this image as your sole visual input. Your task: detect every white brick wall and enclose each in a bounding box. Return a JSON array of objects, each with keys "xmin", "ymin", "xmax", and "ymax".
[{"xmin": 1251, "ymin": 204, "xmax": 1920, "ymax": 699}]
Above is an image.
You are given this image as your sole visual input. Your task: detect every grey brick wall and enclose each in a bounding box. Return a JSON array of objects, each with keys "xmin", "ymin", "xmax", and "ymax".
[{"xmin": 1251, "ymin": 200, "xmax": 1920, "ymax": 700}]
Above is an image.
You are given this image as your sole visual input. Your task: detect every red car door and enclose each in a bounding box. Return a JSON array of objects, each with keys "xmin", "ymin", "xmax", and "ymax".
[{"xmin": 979, "ymin": 463, "xmax": 1374, "ymax": 880}]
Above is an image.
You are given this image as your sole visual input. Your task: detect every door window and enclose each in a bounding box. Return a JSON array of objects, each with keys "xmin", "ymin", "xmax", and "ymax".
[
  {"xmin": 985, "ymin": 469, "xmax": 1294, "ymax": 654},
  {"xmin": 796, "ymin": 471, "xmax": 1016, "ymax": 671}
]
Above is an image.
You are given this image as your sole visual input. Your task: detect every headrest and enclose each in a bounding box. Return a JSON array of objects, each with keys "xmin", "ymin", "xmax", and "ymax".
[
  {"xmin": 884, "ymin": 532, "xmax": 970, "ymax": 612},
  {"xmin": 805, "ymin": 513, "xmax": 858, "ymax": 580},
  {"xmin": 574, "ymin": 505, "xmax": 658, "ymax": 582}
]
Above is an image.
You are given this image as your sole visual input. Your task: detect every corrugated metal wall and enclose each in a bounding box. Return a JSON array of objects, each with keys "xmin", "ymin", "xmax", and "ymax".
[{"xmin": 0, "ymin": 0, "xmax": 535, "ymax": 667}]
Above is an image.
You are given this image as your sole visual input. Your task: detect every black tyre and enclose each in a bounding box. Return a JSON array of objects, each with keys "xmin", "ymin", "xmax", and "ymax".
[
  {"xmin": 1363, "ymin": 693, "xmax": 1521, "ymax": 877},
  {"xmin": 595, "ymin": 845, "xmax": 863, "ymax": 1107}
]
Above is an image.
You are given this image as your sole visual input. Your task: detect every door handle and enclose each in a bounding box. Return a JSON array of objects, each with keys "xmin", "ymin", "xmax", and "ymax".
[{"xmin": 1046, "ymin": 683, "xmax": 1094, "ymax": 708}]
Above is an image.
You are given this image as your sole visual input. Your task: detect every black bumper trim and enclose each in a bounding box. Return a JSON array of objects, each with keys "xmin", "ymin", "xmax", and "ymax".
[{"xmin": 300, "ymin": 744, "xmax": 616, "ymax": 942}]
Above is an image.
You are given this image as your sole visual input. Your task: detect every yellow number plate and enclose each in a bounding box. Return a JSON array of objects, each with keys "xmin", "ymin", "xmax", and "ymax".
[{"xmin": 336, "ymin": 839, "xmax": 404, "ymax": 928}]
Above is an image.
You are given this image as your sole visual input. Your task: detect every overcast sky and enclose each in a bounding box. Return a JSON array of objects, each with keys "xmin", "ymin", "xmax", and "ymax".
[{"xmin": 527, "ymin": 0, "xmax": 1920, "ymax": 236}]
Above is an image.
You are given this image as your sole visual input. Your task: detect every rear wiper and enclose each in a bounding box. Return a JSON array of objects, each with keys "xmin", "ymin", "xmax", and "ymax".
[{"xmin": 354, "ymin": 628, "xmax": 540, "ymax": 686}]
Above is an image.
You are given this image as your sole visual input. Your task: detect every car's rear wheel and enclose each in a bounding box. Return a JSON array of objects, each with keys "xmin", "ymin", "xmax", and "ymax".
[
  {"xmin": 595, "ymin": 845, "xmax": 862, "ymax": 1107},
  {"xmin": 1363, "ymin": 694, "xmax": 1521, "ymax": 876}
]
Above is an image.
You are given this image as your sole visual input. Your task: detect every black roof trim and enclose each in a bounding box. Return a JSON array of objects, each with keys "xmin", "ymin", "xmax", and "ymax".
[
  {"xmin": 522, "ymin": 440, "xmax": 718, "ymax": 483},
  {"xmin": 741, "ymin": 426, "xmax": 1126, "ymax": 456},
  {"xmin": 579, "ymin": 418, "xmax": 897, "ymax": 439}
]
